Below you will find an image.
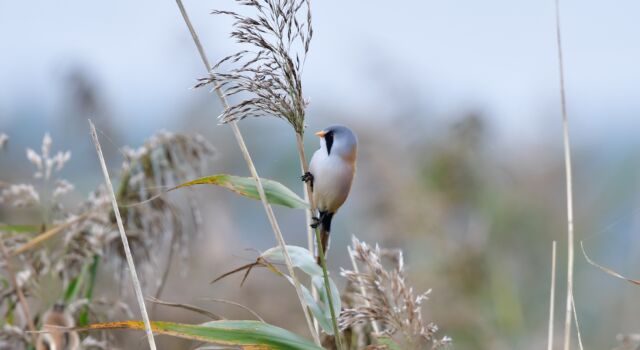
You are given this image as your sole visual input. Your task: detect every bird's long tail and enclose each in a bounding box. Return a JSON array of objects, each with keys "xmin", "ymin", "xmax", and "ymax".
[{"xmin": 316, "ymin": 211, "xmax": 334, "ymax": 265}]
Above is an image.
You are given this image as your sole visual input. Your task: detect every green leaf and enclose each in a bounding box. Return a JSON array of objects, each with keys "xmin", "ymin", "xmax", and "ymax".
[
  {"xmin": 0, "ymin": 225, "xmax": 38, "ymax": 233},
  {"xmin": 312, "ymin": 275, "xmax": 341, "ymax": 319},
  {"xmin": 262, "ymin": 245, "xmax": 322, "ymax": 277},
  {"xmin": 80, "ymin": 320, "xmax": 323, "ymax": 350},
  {"xmin": 79, "ymin": 255, "xmax": 100, "ymax": 326},
  {"xmin": 63, "ymin": 273, "xmax": 83, "ymax": 303},
  {"xmin": 295, "ymin": 278, "xmax": 335, "ymax": 335},
  {"xmin": 264, "ymin": 246, "xmax": 341, "ymax": 335},
  {"xmin": 171, "ymin": 174, "xmax": 309, "ymax": 209}
]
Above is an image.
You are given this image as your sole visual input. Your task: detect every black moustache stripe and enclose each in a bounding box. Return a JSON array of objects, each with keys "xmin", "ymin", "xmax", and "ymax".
[{"xmin": 325, "ymin": 132, "xmax": 334, "ymax": 155}]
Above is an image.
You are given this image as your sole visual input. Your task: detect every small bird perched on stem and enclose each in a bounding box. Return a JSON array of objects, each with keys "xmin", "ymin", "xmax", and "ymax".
[
  {"xmin": 36, "ymin": 302, "xmax": 80, "ymax": 350},
  {"xmin": 303, "ymin": 125, "xmax": 357, "ymax": 264}
]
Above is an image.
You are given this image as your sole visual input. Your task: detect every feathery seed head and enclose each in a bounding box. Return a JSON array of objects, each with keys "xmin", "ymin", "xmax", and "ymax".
[{"xmin": 196, "ymin": 0, "xmax": 313, "ymax": 135}]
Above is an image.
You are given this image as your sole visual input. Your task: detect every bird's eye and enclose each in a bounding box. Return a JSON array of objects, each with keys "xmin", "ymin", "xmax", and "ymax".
[{"xmin": 325, "ymin": 131, "xmax": 334, "ymax": 155}]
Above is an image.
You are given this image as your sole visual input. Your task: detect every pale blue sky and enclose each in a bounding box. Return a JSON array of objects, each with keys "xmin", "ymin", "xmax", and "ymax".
[{"xmin": 1, "ymin": 0, "xmax": 639, "ymax": 146}]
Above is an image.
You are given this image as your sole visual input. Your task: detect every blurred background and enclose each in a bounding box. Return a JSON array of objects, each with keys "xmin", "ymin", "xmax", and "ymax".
[{"xmin": 2, "ymin": 0, "xmax": 640, "ymax": 349}]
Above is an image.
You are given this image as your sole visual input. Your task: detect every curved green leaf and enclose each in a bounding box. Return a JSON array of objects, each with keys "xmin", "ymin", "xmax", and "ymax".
[
  {"xmin": 79, "ymin": 320, "xmax": 323, "ymax": 350},
  {"xmin": 171, "ymin": 174, "xmax": 308, "ymax": 209},
  {"xmin": 262, "ymin": 245, "xmax": 322, "ymax": 277},
  {"xmin": 312, "ymin": 275, "xmax": 341, "ymax": 320},
  {"xmin": 295, "ymin": 277, "xmax": 335, "ymax": 335},
  {"xmin": 263, "ymin": 246, "xmax": 341, "ymax": 335}
]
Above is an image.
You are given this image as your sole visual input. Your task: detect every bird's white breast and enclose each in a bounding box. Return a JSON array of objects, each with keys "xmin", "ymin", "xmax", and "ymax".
[{"xmin": 309, "ymin": 149, "xmax": 355, "ymax": 213}]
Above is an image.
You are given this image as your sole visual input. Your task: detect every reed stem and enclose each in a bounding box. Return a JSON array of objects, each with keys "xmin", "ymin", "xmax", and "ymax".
[
  {"xmin": 554, "ymin": 1, "xmax": 576, "ymax": 349},
  {"xmin": 89, "ymin": 120, "xmax": 156, "ymax": 350},
  {"xmin": 295, "ymin": 133, "xmax": 321, "ymax": 334},
  {"xmin": 295, "ymin": 133, "xmax": 316, "ymax": 261},
  {"xmin": 547, "ymin": 241, "xmax": 557, "ymax": 350}
]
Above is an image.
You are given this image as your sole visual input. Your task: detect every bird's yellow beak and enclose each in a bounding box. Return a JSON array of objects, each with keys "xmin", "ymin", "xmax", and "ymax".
[{"xmin": 315, "ymin": 130, "xmax": 327, "ymax": 138}]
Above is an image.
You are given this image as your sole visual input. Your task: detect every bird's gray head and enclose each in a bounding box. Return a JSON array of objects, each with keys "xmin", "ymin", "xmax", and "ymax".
[
  {"xmin": 315, "ymin": 125, "xmax": 358, "ymax": 160},
  {"xmin": 52, "ymin": 301, "xmax": 66, "ymax": 313}
]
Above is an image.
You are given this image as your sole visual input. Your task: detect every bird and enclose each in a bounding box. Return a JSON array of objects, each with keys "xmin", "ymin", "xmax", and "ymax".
[
  {"xmin": 36, "ymin": 302, "xmax": 80, "ymax": 350},
  {"xmin": 302, "ymin": 125, "xmax": 357, "ymax": 264}
]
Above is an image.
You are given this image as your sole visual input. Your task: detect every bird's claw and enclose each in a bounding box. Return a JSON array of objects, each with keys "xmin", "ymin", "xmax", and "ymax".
[
  {"xmin": 310, "ymin": 216, "xmax": 320, "ymax": 229},
  {"xmin": 301, "ymin": 172, "xmax": 314, "ymax": 183}
]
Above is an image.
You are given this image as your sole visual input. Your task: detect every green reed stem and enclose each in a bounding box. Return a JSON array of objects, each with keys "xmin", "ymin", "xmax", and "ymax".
[{"xmin": 314, "ymin": 225, "xmax": 344, "ymax": 350}]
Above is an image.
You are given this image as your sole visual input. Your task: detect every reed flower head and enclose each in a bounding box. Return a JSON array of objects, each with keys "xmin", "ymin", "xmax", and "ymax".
[
  {"xmin": 195, "ymin": 0, "xmax": 313, "ymax": 135},
  {"xmin": 0, "ymin": 184, "xmax": 40, "ymax": 207},
  {"xmin": 26, "ymin": 133, "xmax": 71, "ymax": 180},
  {"xmin": 74, "ymin": 131, "xmax": 215, "ymax": 288},
  {"xmin": 340, "ymin": 237, "xmax": 451, "ymax": 349}
]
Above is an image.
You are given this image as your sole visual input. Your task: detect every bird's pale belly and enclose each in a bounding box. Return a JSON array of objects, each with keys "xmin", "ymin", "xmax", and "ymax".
[{"xmin": 312, "ymin": 158, "xmax": 354, "ymax": 213}]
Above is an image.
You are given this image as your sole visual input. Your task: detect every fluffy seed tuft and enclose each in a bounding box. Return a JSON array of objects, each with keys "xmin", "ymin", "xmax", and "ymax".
[{"xmin": 339, "ymin": 237, "xmax": 451, "ymax": 350}]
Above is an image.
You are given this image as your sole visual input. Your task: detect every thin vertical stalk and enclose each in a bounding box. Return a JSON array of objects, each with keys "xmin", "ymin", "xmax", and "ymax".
[
  {"xmin": 89, "ymin": 120, "xmax": 156, "ymax": 350},
  {"xmin": 314, "ymin": 221, "xmax": 344, "ymax": 349},
  {"xmin": 295, "ymin": 133, "xmax": 320, "ymax": 334},
  {"xmin": 571, "ymin": 294, "xmax": 584, "ymax": 350},
  {"xmin": 174, "ymin": 1, "xmax": 320, "ymax": 345},
  {"xmin": 296, "ymin": 133, "xmax": 345, "ymax": 350},
  {"xmin": 0, "ymin": 240, "xmax": 37, "ymax": 342},
  {"xmin": 554, "ymin": 1, "xmax": 575, "ymax": 350},
  {"xmin": 295, "ymin": 134, "xmax": 316, "ymax": 260},
  {"xmin": 548, "ymin": 241, "xmax": 557, "ymax": 350}
]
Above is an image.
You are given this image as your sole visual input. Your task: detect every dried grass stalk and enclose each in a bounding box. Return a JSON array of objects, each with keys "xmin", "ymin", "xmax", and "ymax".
[
  {"xmin": 553, "ymin": 1, "xmax": 577, "ymax": 349},
  {"xmin": 547, "ymin": 241, "xmax": 557, "ymax": 350},
  {"xmin": 89, "ymin": 120, "xmax": 156, "ymax": 350}
]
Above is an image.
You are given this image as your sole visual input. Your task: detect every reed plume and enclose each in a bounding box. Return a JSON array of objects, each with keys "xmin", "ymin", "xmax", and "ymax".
[{"xmin": 195, "ymin": 0, "xmax": 312, "ymax": 135}]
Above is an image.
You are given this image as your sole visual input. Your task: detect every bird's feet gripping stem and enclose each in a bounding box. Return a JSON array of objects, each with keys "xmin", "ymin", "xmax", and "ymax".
[
  {"xmin": 301, "ymin": 171, "xmax": 314, "ymax": 191},
  {"xmin": 310, "ymin": 216, "xmax": 320, "ymax": 229},
  {"xmin": 301, "ymin": 172, "xmax": 314, "ymax": 184}
]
